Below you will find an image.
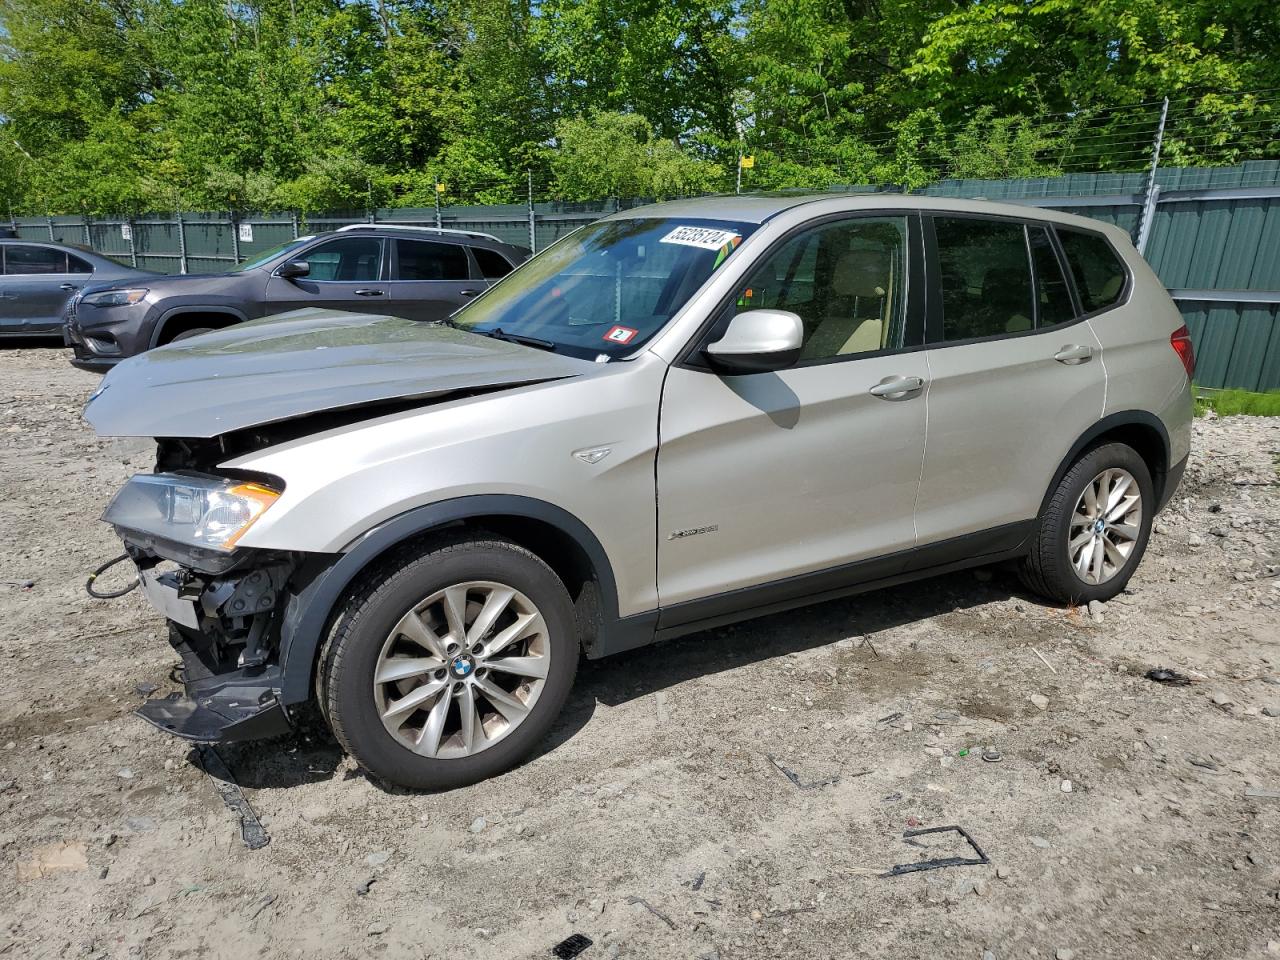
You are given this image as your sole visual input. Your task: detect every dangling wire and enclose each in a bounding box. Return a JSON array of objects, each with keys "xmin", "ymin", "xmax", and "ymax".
[{"xmin": 85, "ymin": 554, "xmax": 140, "ymax": 599}]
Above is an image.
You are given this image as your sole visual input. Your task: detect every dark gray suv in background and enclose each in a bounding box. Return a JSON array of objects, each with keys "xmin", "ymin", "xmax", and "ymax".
[{"xmin": 65, "ymin": 225, "xmax": 530, "ymax": 370}]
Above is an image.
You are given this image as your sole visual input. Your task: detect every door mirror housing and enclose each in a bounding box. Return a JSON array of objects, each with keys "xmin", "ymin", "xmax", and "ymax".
[
  {"xmin": 276, "ymin": 260, "xmax": 310, "ymax": 280},
  {"xmin": 704, "ymin": 309, "xmax": 804, "ymax": 374}
]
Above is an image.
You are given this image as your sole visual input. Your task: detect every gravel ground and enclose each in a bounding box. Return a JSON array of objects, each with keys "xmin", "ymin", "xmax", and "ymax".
[{"xmin": 1, "ymin": 343, "xmax": 1279, "ymax": 960}]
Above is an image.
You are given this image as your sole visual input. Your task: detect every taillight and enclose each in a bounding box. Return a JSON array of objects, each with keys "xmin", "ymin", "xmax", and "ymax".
[{"xmin": 1170, "ymin": 324, "xmax": 1195, "ymax": 379}]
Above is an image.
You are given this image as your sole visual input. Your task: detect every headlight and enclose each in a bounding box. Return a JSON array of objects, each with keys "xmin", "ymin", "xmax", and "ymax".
[
  {"xmin": 82, "ymin": 288, "xmax": 148, "ymax": 307},
  {"xmin": 103, "ymin": 474, "xmax": 281, "ymax": 552}
]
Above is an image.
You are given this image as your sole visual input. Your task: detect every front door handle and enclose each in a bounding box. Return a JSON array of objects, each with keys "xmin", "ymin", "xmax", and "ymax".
[
  {"xmin": 1054, "ymin": 344, "xmax": 1094, "ymax": 364},
  {"xmin": 353, "ymin": 288, "xmax": 385, "ymax": 297},
  {"xmin": 60, "ymin": 283, "xmax": 80, "ymax": 291},
  {"xmin": 868, "ymin": 375, "xmax": 925, "ymax": 399},
  {"xmin": 459, "ymin": 289, "xmax": 481, "ymax": 297}
]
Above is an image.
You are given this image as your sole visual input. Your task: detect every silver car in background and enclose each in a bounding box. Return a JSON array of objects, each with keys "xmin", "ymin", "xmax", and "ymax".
[{"xmin": 84, "ymin": 195, "xmax": 1193, "ymax": 790}]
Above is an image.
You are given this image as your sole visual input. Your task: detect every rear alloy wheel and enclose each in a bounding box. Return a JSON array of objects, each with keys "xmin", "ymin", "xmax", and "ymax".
[
  {"xmin": 1019, "ymin": 442, "xmax": 1154, "ymax": 604},
  {"xmin": 320, "ymin": 536, "xmax": 578, "ymax": 790},
  {"xmin": 1067, "ymin": 467, "xmax": 1143, "ymax": 586}
]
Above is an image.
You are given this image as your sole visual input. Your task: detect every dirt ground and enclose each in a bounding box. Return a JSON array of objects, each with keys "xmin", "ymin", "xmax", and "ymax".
[{"xmin": 1, "ymin": 343, "xmax": 1278, "ymax": 960}]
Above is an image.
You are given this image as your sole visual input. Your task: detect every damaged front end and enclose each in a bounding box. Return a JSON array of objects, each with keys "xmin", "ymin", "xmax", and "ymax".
[{"xmin": 103, "ymin": 446, "xmax": 302, "ymax": 743}]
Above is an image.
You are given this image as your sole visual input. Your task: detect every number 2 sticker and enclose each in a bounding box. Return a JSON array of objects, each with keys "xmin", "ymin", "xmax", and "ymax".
[{"xmin": 603, "ymin": 325, "xmax": 638, "ymax": 345}]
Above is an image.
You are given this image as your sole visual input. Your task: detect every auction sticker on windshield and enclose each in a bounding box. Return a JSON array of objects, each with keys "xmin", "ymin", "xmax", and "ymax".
[
  {"xmin": 603, "ymin": 325, "xmax": 639, "ymax": 345},
  {"xmin": 660, "ymin": 225, "xmax": 742, "ymax": 250}
]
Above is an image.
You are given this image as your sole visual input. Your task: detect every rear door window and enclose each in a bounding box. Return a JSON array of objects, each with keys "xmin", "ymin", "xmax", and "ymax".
[
  {"xmin": 932, "ymin": 218, "xmax": 1034, "ymax": 341},
  {"xmin": 1029, "ymin": 227, "xmax": 1075, "ymax": 327},
  {"xmin": 395, "ymin": 239, "xmax": 470, "ymax": 281},
  {"xmin": 4, "ymin": 245, "xmax": 67, "ymax": 275},
  {"xmin": 1057, "ymin": 228, "xmax": 1127, "ymax": 313}
]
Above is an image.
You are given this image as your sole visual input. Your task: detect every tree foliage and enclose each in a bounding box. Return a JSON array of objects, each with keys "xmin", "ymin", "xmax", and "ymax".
[{"xmin": 0, "ymin": 0, "xmax": 1276, "ymax": 214}]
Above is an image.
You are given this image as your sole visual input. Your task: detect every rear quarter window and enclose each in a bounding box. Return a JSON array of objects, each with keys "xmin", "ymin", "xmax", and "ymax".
[
  {"xmin": 472, "ymin": 247, "xmax": 514, "ymax": 280},
  {"xmin": 1057, "ymin": 228, "xmax": 1127, "ymax": 313}
]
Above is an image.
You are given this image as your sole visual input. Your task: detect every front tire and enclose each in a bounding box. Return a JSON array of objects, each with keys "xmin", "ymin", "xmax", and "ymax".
[
  {"xmin": 319, "ymin": 535, "xmax": 578, "ymax": 790},
  {"xmin": 1020, "ymin": 442, "xmax": 1154, "ymax": 605}
]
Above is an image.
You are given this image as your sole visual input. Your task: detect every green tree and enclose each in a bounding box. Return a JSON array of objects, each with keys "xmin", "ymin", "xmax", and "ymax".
[{"xmin": 549, "ymin": 110, "xmax": 723, "ymax": 199}]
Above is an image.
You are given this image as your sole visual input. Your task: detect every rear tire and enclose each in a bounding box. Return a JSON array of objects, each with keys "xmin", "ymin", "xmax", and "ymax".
[
  {"xmin": 319, "ymin": 534, "xmax": 578, "ymax": 791},
  {"xmin": 1019, "ymin": 442, "xmax": 1154, "ymax": 605}
]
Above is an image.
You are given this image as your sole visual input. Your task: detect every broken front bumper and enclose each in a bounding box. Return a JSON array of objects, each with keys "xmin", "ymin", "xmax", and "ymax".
[
  {"xmin": 131, "ymin": 561, "xmax": 296, "ymax": 743},
  {"xmin": 137, "ymin": 623, "xmax": 293, "ymax": 742}
]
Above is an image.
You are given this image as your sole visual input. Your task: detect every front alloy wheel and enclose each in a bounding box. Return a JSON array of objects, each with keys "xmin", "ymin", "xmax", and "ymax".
[
  {"xmin": 320, "ymin": 536, "xmax": 578, "ymax": 791},
  {"xmin": 375, "ymin": 581, "xmax": 551, "ymax": 759}
]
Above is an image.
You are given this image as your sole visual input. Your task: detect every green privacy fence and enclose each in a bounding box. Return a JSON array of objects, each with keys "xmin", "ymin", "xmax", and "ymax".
[{"xmin": 12, "ymin": 163, "xmax": 1280, "ymax": 391}]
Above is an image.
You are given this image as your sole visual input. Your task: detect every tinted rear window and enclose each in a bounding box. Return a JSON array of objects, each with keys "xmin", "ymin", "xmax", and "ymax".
[
  {"xmin": 1058, "ymin": 229, "xmax": 1126, "ymax": 313},
  {"xmin": 933, "ymin": 217, "xmax": 1034, "ymax": 341},
  {"xmin": 396, "ymin": 239, "xmax": 469, "ymax": 281}
]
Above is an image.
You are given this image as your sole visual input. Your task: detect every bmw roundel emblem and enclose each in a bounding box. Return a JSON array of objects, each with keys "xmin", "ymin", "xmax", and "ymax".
[{"xmin": 450, "ymin": 655, "xmax": 475, "ymax": 678}]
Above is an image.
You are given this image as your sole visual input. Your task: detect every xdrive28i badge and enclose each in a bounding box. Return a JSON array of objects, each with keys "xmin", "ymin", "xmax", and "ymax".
[{"xmin": 668, "ymin": 524, "xmax": 719, "ymax": 541}]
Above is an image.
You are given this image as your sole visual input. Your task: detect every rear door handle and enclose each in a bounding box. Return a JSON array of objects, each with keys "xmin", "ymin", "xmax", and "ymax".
[
  {"xmin": 353, "ymin": 288, "xmax": 385, "ymax": 297},
  {"xmin": 1054, "ymin": 344, "xmax": 1094, "ymax": 364},
  {"xmin": 868, "ymin": 375, "xmax": 925, "ymax": 399}
]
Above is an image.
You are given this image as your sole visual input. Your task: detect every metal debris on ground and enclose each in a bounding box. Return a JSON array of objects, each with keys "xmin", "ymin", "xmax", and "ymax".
[
  {"xmin": 1032, "ymin": 647, "xmax": 1058, "ymax": 674},
  {"xmin": 880, "ymin": 825, "xmax": 990, "ymax": 878},
  {"xmin": 982, "ymin": 747, "xmax": 1003, "ymax": 763},
  {"xmin": 196, "ymin": 745, "xmax": 270, "ymax": 850},
  {"xmin": 550, "ymin": 933, "xmax": 594, "ymax": 959},
  {"xmin": 766, "ymin": 754, "xmax": 840, "ymax": 790},
  {"xmin": 1244, "ymin": 787, "xmax": 1280, "ymax": 800},
  {"xmin": 1146, "ymin": 667, "xmax": 1192, "ymax": 686},
  {"xmin": 626, "ymin": 896, "xmax": 677, "ymax": 929}
]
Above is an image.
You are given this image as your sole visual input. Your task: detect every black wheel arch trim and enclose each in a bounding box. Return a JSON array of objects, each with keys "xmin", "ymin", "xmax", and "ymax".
[
  {"xmin": 150, "ymin": 305, "xmax": 250, "ymax": 348},
  {"xmin": 275, "ymin": 495, "xmax": 627, "ymax": 705},
  {"xmin": 1039, "ymin": 411, "xmax": 1172, "ymax": 520}
]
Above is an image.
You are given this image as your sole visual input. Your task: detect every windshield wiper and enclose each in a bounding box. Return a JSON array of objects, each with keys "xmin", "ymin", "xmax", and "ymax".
[{"xmin": 480, "ymin": 327, "xmax": 558, "ymax": 352}]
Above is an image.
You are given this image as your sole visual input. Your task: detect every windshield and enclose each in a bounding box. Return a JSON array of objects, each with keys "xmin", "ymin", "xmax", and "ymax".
[
  {"xmin": 231, "ymin": 236, "xmax": 315, "ymax": 272},
  {"xmin": 454, "ymin": 218, "xmax": 755, "ymax": 359}
]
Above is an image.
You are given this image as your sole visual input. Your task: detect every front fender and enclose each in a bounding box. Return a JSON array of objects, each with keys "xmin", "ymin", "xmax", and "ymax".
[{"xmin": 275, "ymin": 495, "xmax": 638, "ymax": 706}]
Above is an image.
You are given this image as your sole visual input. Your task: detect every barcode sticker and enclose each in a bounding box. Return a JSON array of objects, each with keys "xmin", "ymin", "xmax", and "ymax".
[{"xmin": 659, "ymin": 226, "xmax": 741, "ymax": 250}]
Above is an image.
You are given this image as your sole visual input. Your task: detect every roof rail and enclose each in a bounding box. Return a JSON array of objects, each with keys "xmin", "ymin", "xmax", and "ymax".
[{"xmin": 336, "ymin": 223, "xmax": 503, "ymax": 243}]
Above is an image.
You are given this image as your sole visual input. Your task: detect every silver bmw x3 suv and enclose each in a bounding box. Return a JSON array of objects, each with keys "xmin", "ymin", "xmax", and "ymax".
[{"xmin": 86, "ymin": 195, "xmax": 1193, "ymax": 790}]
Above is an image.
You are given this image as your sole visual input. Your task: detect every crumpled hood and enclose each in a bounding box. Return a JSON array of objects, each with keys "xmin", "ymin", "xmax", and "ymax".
[{"xmin": 84, "ymin": 308, "xmax": 594, "ymax": 438}]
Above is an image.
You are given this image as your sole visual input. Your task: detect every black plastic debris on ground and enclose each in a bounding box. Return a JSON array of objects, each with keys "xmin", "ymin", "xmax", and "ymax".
[
  {"xmin": 1146, "ymin": 667, "xmax": 1192, "ymax": 686},
  {"xmin": 550, "ymin": 933, "xmax": 593, "ymax": 959},
  {"xmin": 881, "ymin": 825, "xmax": 990, "ymax": 878},
  {"xmin": 196, "ymin": 745, "xmax": 270, "ymax": 850},
  {"xmin": 766, "ymin": 754, "xmax": 840, "ymax": 790}
]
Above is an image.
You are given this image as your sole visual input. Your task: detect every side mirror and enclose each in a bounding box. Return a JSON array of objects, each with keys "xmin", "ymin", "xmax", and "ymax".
[
  {"xmin": 704, "ymin": 309, "xmax": 804, "ymax": 374},
  {"xmin": 276, "ymin": 260, "xmax": 310, "ymax": 280}
]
